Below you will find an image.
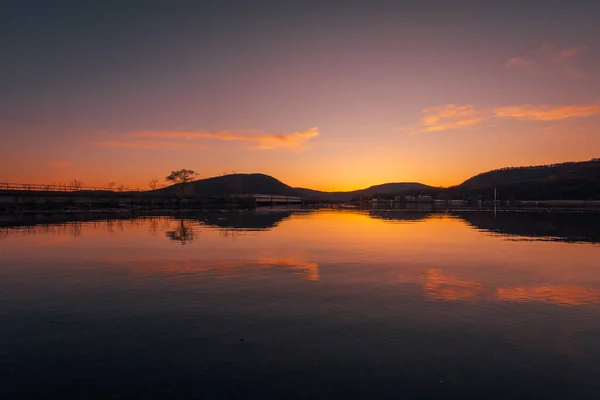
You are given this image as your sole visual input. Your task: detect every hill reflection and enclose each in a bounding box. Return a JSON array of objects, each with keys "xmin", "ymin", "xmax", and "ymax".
[
  {"xmin": 457, "ymin": 212, "xmax": 600, "ymax": 243},
  {"xmin": 367, "ymin": 210, "xmax": 432, "ymax": 222},
  {"xmin": 0, "ymin": 210, "xmax": 299, "ymax": 236},
  {"xmin": 195, "ymin": 210, "xmax": 296, "ymax": 229},
  {"xmin": 3, "ymin": 210, "xmax": 600, "ymax": 244}
]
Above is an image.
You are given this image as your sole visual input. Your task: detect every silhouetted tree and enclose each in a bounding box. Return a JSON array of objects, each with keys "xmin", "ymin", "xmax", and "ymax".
[
  {"xmin": 148, "ymin": 178, "xmax": 159, "ymax": 191},
  {"xmin": 166, "ymin": 169, "xmax": 198, "ymax": 196},
  {"xmin": 107, "ymin": 181, "xmax": 116, "ymax": 191},
  {"xmin": 69, "ymin": 180, "xmax": 82, "ymax": 191}
]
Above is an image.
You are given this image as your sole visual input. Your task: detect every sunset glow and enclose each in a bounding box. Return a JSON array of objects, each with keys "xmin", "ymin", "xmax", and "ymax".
[{"xmin": 2, "ymin": 1, "xmax": 600, "ymax": 191}]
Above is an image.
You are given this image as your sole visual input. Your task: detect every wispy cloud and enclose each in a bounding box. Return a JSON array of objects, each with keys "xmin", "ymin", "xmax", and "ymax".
[
  {"xmin": 405, "ymin": 104, "xmax": 484, "ymax": 134},
  {"xmin": 506, "ymin": 44, "xmax": 587, "ymax": 78},
  {"xmin": 46, "ymin": 161, "xmax": 73, "ymax": 168},
  {"xmin": 96, "ymin": 127, "xmax": 319, "ymax": 151},
  {"xmin": 133, "ymin": 127, "xmax": 320, "ymax": 150},
  {"xmin": 96, "ymin": 141, "xmax": 160, "ymax": 150},
  {"xmin": 493, "ymin": 104, "xmax": 599, "ymax": 121},
  {"xmin": 402, "ymin": 102, "xmax": 598, "ymax": 135},
  {"xmin": 96, "ymin": 141, "xmax": 207, "ymax": 151}
]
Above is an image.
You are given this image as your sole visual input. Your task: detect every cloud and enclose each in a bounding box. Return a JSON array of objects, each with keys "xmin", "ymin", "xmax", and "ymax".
[
  {"xmin": 96, "ymin": 141, "xmax": 207, "ymax": 151},
  {"xmin": 406, "ymin": 104, "xmax": 484, "ymax": 134},
  {"xmin": 493, "ymin": 104, "xmax": 599, "ymax": 121},
  {"xmin": 506, "ymin": 44, "xmax": 586, "ymax": 78},
  {"xmin": 133, "ymin": 127, "xmax": 320, "ymax": 150},
  {"xmin": 96, "ymin": 127, "xmax": 319, "ymax": 151},
  {"xmin": 96, "ymin": 141, "xmax": 159, "ymax": 150},
  {"xmin": 46, "ymin": 161, "xmax": 73, "ymax": 168},
  {"xmin": 403, "ymin": 102, "xmax": 598, "ymax": 135}
]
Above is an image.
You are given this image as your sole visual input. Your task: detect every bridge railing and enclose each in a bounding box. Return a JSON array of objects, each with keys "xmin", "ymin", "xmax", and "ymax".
[{"xmin": 0, "ymin": 182, "xmax": 145, "ymax": 193}]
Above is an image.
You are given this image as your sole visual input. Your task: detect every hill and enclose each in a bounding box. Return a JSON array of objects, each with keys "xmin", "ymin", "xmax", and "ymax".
[
  {"xmin": 295, "ymin": 182, "xmax": 433, "ymax": 201},
  {"xmin": 454, "ymin": 159, "xmax": 600, "ymax": 200},
  {"xmin": 154, "ymin": 173, "xmax": 300, "ymax": 197},
  {"xmin": 154, "ymin": 173, "xmax": 432, "ymax": 200},
  {"xmin": 152, "ymin": 159, "xmax": 600, "ymax": 202},
  {"xmin": 460, "ymin": 159, "xmax": 600, "ymax": 188}
]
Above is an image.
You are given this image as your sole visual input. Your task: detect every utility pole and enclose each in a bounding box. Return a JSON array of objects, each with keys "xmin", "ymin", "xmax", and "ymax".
[{"xmin": 494, "ymin": 187, "xmax": 497, "ymax": 216}]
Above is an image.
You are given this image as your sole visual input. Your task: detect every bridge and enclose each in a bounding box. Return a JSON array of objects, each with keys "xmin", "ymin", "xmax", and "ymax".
[
  {"xmin": 0, "ymin": 182, "xmax": 302, "ymax": 211},
  {"xmin": 244, "ymin": 194, "xmax": 302, "ymax": 204},
  {"xmin": 0, "ymin": 182, "xmax": 144, "ymax": 193}
]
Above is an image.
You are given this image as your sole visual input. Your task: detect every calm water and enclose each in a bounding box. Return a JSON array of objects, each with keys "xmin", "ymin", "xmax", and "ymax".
[{"xmin": 1, "ymin": 210, "xmax": 600, "ymax": 399}]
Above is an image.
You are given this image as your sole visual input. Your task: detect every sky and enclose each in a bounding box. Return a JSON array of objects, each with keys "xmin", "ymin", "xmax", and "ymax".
[{"xmin": 2, "ymin": 0, "xmax": 600, "ymax": 191}]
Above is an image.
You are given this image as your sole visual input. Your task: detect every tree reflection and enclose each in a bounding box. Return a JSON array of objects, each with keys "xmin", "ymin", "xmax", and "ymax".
[
  {"xmin": 165, "ymin": 219, "xmax": 196, "ymax": 245},
  {"xmin": 148, "ymin": 218, "xmax": 159, "ymax": 236}
]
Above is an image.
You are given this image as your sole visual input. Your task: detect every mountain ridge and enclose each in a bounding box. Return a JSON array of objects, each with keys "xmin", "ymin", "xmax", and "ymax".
[
  {"xmin": 155, "ymin": 173, "xmax": 433, "ymax": 201},
  {"xmin": 154, "ymin": 158, "xmax": 600, "ymax": 201}
]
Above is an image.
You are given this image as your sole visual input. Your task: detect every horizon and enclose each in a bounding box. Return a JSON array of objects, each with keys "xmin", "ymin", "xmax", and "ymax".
[
  {"xmin": 2, "ymin": 1, "xmax": 600, "ymax": 191},
  {"xmin": 3, "ymin": 157, "xmax": 598, "ymax": 192}
]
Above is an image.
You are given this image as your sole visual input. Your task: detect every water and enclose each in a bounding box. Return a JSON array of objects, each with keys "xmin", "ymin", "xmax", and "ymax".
[{"xmin": 1, "ymin": 210, "xmax": 599, "ymax": 398}]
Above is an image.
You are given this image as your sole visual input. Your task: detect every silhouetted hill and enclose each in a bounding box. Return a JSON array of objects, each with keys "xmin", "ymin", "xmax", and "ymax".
[
  {"xmin": 152, "ymin": 159, "xmax": 600, "ymax": 202},
  {"xmin": 455, "ymin": 159, "xmax": 600, "ymax": 200},
  {"xmin": 295, "ymin": 182, "xmax": 433, "ymax": 201},
  {"xmin": 154, "ymin": 173, "xmax": 300, "ymax": 197},
  {"xmin": 154, "ymin": 174, "xmax": 432, "ymax": 200},
  {"xmin": 460, "ymin": 159, "xmax": 600, "ymax": 188}
]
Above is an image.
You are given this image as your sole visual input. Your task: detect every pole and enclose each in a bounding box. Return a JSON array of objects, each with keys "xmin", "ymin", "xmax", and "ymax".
[{"xmin": 494, "ymin": 187, "xmax": 497, "ymax": 216}]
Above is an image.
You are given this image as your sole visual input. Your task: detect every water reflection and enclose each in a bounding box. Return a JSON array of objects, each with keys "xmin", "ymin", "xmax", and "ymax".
[
  {"xmin": 496, "ymin": 285, "xmax": 600, "ymax": 306},
  {"xmin": 2, "ymin": 209, "xmax": 600, "ymax": 398},
  {"xmin": 2, "ymin": 210, "xmax": 600, "ymax": 244},
  {"xmin": 165, "ymin": 220, "xmax": 196, "ymax": 244},
  {"xmin": 368, "ymin": 210, "xmax": 431, "ymax": 222},
  {"xmin": 127, "ymin": 255, "xmax": 319, "ymax": 281},
  {"xmin": 198, "ymin": 210, "xmax": 295, "ymax": 230},
  {"xmin": 459, "ymin": 211, "xmax": 600, "ymax": 243},
  {"xmin": 422, "ymin": 268, "xmax": 483, "ymax": 302}
]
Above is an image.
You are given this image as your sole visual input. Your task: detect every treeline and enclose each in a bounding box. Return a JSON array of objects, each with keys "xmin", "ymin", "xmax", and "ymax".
[
  {"xmin": 364, "ymin": 179, "xmax": 600, "ymax": 201},
  {"xmin": 460, "ymin": 159, "xmax": 600, "ymax": 188}
]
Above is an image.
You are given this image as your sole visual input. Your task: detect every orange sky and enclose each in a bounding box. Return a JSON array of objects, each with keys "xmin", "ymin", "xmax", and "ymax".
[{"xmin": 2, "ymin": 2, "xmax": 600, "ymax": 191}]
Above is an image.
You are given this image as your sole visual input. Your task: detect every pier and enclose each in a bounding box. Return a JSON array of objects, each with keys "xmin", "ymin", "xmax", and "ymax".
[{"xmin": 0, "ymin": 182, "xmax": 302, "ymax": 212}]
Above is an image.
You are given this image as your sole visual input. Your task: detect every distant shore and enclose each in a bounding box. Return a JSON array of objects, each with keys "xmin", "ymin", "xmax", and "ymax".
[{"xmin": 2, "ymin": 186, "xmax": 600, "ymax": 214}]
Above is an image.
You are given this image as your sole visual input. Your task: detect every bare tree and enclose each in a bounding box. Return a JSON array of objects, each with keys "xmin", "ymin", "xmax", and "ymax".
[
  {"xmin": 165, "ymin": 169, "xmax": 198, "ymax": 196},
  {"xmin": 148, "ymin": 178, "xmax": 159, "ymax": 191},
  {"xmin": 117, "ymin": 184, "xmax": 126, "ymax": 192},
  {"xmin": 107, "ymin": 181, "xmax": 116, "ymax": 191},
  {"xmin": 69, "ymin": 179, "xmax": 82, "ymax": 191}
]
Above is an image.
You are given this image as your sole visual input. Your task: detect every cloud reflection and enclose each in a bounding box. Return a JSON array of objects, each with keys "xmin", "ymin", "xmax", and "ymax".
[
  {"xmin": 422, "ymin": 268, "xmax": 483, "ymax": 301},
  {"xmin": 129, "ymin": 256, "xmax": 319, "ymax": 282},
  {"xmin": 496, "ymin": 286, "xmax": 600, "ymax": 306}
]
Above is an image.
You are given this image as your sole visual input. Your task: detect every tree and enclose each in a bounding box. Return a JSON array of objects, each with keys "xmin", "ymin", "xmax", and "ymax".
[
  {"xmin": 148, "ymin": 178, "xmax": 159, "ymax": 191},
  {"xmin": 166, "ymin": 169, "xmax": 198, "ymax": 196},
  {"xmin": 69, "ymin": 179, "xmax": 82, "ymax": 191},
  {"xmin": 107, "ymin": 181, "xmax": 116, "ymax": 191}
]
